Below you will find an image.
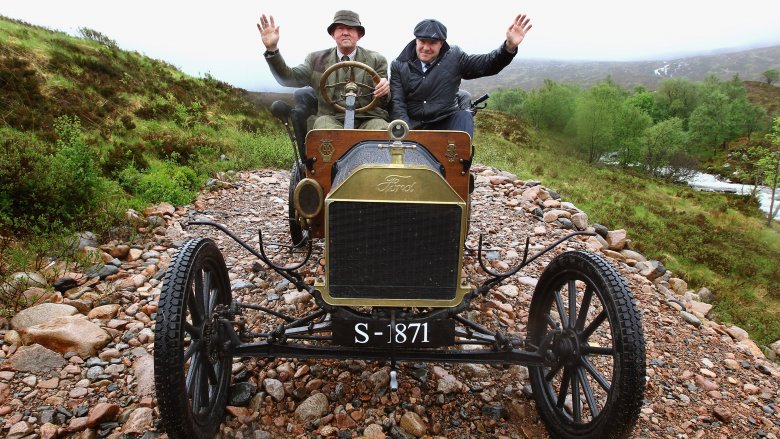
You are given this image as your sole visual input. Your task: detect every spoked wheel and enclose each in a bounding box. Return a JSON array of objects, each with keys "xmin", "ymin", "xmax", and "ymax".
[
  {"xmin": 154, "ymin": 238, "xmax": 233, "ymax": 439},
  {"xmin": 289, "ymin": 160, "xmax": 306, "ymax": 247},
  {"xmin": 528, "ymin": 251, "xmax": 645, "ymax": 439}
]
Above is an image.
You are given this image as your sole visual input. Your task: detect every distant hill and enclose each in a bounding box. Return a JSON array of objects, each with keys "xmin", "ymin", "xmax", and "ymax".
[
  {"xmin": 464, "ymin": 45, "xmax": 780, "ymax": 95},
  {"xmin": 0, "ymin": 15, "xmax": 274, "ymax": 142}
]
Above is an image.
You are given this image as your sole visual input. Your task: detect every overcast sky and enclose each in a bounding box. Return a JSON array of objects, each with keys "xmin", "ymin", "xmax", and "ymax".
[{"xmin": 3, "ymin": 1, "xmax": 780, "ymax": 92}]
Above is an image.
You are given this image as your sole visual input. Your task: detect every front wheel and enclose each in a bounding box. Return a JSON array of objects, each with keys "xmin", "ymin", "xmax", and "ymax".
[
  {"xmin": 154, "ymin": 238, "xmax": 233, "ymax": 439},
  {"xmin": 528, "ymin": 251, "xmax": 645, "ymax": 439}
]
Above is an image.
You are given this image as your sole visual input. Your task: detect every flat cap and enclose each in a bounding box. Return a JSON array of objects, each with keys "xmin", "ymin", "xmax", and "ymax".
[{"xmin": 414, "ymin": 19, "xmax": 447, "ymax": 41}]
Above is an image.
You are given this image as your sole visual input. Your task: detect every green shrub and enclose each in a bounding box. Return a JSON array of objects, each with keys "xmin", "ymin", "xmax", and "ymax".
[
  {"xmin": 101, "ymin": 140, "xmax": 149, "ymax": 177},
  {"xmin": 77, "ymin": 27, "xmax": 118, "ymax": 50},
  {"xmin": 120, "ymin": 160, "xmax": 199, "ymax": 206},
  {"xmin": 0, "ymin": 117, "xmax": 120, "ymax": 234},
  {"xmin": 231, "ymin": 129, "xmax": 293, "ymax": 169}
]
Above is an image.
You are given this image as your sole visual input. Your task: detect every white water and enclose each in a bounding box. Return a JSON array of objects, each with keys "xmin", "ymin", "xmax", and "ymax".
[{"xmin": 687, "ymin": 172, "xmax": 778, "ymax": 219}]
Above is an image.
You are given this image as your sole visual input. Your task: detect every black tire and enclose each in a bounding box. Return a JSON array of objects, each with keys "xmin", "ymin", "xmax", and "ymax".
[
  {"xmin": 154, "ymin": 238, "xmax": 233, "ymax": 439},
  {"xmin": 528, "ymin": 251, "xmax": 645, "ymax": 439},
  {"xmin": 289, "ymin": 161, "xmax": 305, "ymax": 247}
]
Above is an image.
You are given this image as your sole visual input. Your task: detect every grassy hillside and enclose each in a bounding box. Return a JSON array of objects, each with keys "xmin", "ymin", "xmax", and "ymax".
[
  {"xmin": 475, "ymin": 110, "xmax": 780, "ymax": 347},
  {"xmin": 0, "ymin": 16, "xmax": 292, "ymax": 236},
  {"xmin": 0, "ymin": 16, "xmax": 294, "ymax": 308}
]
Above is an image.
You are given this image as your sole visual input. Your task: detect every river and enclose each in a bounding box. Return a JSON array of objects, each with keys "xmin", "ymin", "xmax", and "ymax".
[{"xmin": 688, "ymin": 172, "xmax": 779, "ymax": 219}]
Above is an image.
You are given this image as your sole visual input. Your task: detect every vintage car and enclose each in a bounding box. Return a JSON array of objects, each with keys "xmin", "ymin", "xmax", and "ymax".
[{"xmin": 154, "ymin": 61, "xmax": 646, "ymax": 439}]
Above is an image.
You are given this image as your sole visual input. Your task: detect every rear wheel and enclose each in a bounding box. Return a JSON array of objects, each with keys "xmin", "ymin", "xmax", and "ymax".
[
  {"xmin": 289, "ymin": 161, "xmax": 306, "ymax": 247},
  {"xmin": 528, "ymin": 251, "xmax": 645, "ymax": 439},
  {"xmin": 154, "ymin": 238, "xmax": 232, "ymax": 439}
]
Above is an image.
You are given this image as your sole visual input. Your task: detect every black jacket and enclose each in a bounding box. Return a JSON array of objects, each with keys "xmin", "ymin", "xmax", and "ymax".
[{"xmin": 390, "ymin": 40, "xmax": 516, "ymax": 127}]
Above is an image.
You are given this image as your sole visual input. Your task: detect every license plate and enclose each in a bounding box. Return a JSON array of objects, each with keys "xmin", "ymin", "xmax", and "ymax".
[{"xmin": 332, "ymin": 318, "xmax": 455, "ymax": 347}]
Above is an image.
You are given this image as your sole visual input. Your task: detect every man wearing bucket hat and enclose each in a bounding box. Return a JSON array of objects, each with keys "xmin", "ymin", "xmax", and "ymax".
[
  {"xmin": 390, "ymin": 14, "xmax": 532, "ymax": 137},
  {"xmin": 257, "ymin": 10, "xmax": 390, "ymax": 129}
]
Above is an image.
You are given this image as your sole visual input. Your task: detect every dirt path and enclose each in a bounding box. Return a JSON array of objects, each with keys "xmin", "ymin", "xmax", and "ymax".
[
  {"xmin": 2, "ymin": 165, "xmax": 778, "ymax": 439},
  {"xmin": 181, "ymin": 166, "xmax": 780, "ymax": 438}
]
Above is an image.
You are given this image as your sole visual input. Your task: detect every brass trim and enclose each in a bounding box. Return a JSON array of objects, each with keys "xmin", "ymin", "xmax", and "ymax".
[
  {"xmin": 293, "ymin": 178, "xmax": 324, "ymax": 219},
  {"xmin": 320, "ymin": 166, "xmax": 470, "ymax": 307},
  {"xmin": 319, "ymin": 139, "xmax": 335, "ymax": 162},
  {"xmin": 445, "ymin": 141, "xmax": 458, "ymax": 163}
]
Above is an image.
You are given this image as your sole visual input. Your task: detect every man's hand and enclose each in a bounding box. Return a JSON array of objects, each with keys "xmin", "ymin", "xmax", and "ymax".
[
  {"xmin": 257, "ymin": 14, "xmax": 280, "ymax": 51},
  {"xmin": 505, "ymin": 14, "xmax": 532, "ymax": 53},
  {"xmin": 374, "ymin": 78, "xmax": 390, "ymax": 98}
]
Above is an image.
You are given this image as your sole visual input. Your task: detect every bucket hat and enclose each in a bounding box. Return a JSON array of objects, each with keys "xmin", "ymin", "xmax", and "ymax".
[{"xmin": 327, "ymin": 10, "xmax": 365, "ymax": 37}]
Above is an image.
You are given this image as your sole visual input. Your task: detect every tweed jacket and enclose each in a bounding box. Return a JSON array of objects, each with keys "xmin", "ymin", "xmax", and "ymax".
[
  {"xmin": 266, "ymin": 46, "xmax": 390, "ymax": 122},
  {"xmin": 390, "ymin": 41, "xmax": 516, "ymax": 127}
]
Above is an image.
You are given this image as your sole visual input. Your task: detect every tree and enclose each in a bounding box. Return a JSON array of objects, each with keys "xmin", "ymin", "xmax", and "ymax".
[
  {"xmin": 524, "ymin": 80, "xmax": 579, "ymax": 132},
  {"xmin": 613, "ymin": 103, "xmax": 652, "ymax": 167},
  {"xmin": 574, "ymin": 82, "xmax": 623, "ymax": 163},
  {"xmin": 743, "ymin": 103, "xmax": 768, "ymax": 141},
  {"xmin": 490, "ymin": 88, "xmax": 527, "ymax": 118},
  {"xmin": 762, "ymin": 68, "xmax": 780, "ymax": 86},
  {"xmin": 640, "ymin": 117, "xmax": 689, "ymax": 179},
  {"xmin": 688, "ymin": 90, "xmax": 730, "ymax": 153},
  {"xmin": 654, "ymin": 78, "xmax": 700, "ymax": 128},
  {"xmin": 761, "ymin": 117, "xmax": 780, "ymax": 225},
  {"xmin": 688, "ymin": 77, "xmax": 752, "ymax": 153}
]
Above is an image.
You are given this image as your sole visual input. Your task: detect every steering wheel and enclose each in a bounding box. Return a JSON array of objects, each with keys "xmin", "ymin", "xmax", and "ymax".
[{"xmin": 319, "ymin": 61, "xmax": 382, "ymax": 113}]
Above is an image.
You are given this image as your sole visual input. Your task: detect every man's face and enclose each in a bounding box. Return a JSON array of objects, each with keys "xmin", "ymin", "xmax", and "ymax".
[
  {"xmin": 331, "ymin": 25, "xmax": 361, "ymax": 52},
  {"xmin": 416, "ymin": 38, "xmax": 444, "ymax": 63}
]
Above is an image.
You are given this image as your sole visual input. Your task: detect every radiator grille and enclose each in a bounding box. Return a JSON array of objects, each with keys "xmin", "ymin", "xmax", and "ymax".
[{"xmin": 328, "ymin": 201, "xmax": 462, "ymax": 300}]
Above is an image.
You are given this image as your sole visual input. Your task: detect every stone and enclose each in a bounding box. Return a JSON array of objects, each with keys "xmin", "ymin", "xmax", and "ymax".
[
  {"xmin": 713, "ymin": 406, "xmax": 733, "ymax": 423},
  {"xmin": 437, "ymin": 375, "xmax": 464, "ymax": 394},
  {"xmin": 619, "ymin": 249, "xmax": 646, "ymax": 262},
  {"xmin": 726, "ymin": 325, "xmax": 750, "ymax": 342},
  {"xmin": 368, "ymin": 369, "xmax": 390, "ymax": 391},
  {"xmin": 283, "ymin": 290, "xmax": 313, "ymax": 304},
  {"xmin": 294, "ymin": 392, "xmax": 329, "ymax": 423},
  {"xmin": 697, "ymin": 287, "xmax": 714, "ymax": 303},
  {"xmin": 7, "ymin": 271, "xmax": 46, "ymax": 290},
  {"xmin": 605, "ymin": 229, "xmax": 628, "ymax": 250},
  {"xmin": 40, "ymin": 423, "xmax": 59, "ymax": 439},
  {"xmin": 10, "ymin": 303, "xmax": 79, "ymax": 331},
  {"xmin": 687, "ymin": 300, "xmax": 713, "ymax": 317},
  {"xmin": 21, "ymin": 315, "xmax": 111, "ymax": 357},
  {"xmin": 87, "ymin": 304, "xmax": 121, "ymax": 320},
  {"xmin": 680, "ymin": 311, "xmax": 701, "ymax": 327},
  {"xmin": 668, "ymin": 277, "xmax": 688, "ymax": 294},
  {"xmin": 737, "ymin": 340, "xmax": 766, "ymax": 359},
  {"xmin": 694, "ymin": 375, "xmax": 719, "ymax": 391},
  {"xmin": 770, "ymin": 340, "xmax": 780, "ymax": 358},
  {"xmin": 400, "ymin": 411, "xmax": 427, "ymax": 437},
  {"xmin": 123, "ymin": 407, "xmax": 153, "ymax": 434},
  {"xmin": 570, "ymin": 212, "xmax": 588, "ymax": 230},
  {"xmin": 363, "ymin": 423, "xmax": 386, "ymax": 438},
  {"xmin": 264, "ymin": 378, "xmax": 285, "ymax": 402},
  {"xmin": 5, "ymin": 344, "xmax": 66, "ymax": 373},
  {"xmin": 7, "ymin": 420, "xmax": 33, "ymax": 439},
  {"xmin": 636, "ymin": 260, "xmax": 666, "ymax": 281},
  {"xmin": 133, "ymin": 354, "xmax": 155, "ymax": 397},
  {"xmin": 87, "ymin": 402, "xmax": 120, "ymax": 427},
  {"xmin": 53, "ymin": 276, "xmax": 79, "ymax": 292}
]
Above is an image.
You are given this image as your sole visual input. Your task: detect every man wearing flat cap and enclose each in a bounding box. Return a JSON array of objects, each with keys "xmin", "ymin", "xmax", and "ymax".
[
  {"xmin": 390, "ymin": 15, "xmax": 532, "ymax": 137},
  {"xmin": 257, "ymin": 10, "xmax": 390, "ymax": 129}
]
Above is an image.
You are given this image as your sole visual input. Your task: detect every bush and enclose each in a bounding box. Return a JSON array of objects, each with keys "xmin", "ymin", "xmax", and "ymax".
[
  {"xmin": 0, "ymin": 116, "xmax": 118, "ymax": 234},
  {"xmin": 231, "ymin": 129, "xmax": 294, "ymax": 169},
  {"xmin": 77, "ymin": 27, "xmax": 118, "ymax": 50},
  {"xmin": 120, "ymin": 160, "xmax": 200, "ymax": 206}
]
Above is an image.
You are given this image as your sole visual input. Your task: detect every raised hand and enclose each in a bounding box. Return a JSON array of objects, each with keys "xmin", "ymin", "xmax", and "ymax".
[
  {"xmin": 505, "ymin": 14, "xmax": 532, "ymax": 52},
  {"xmin": 257, "ymin": 14, "xmax": 280, "ymax": 51}
]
